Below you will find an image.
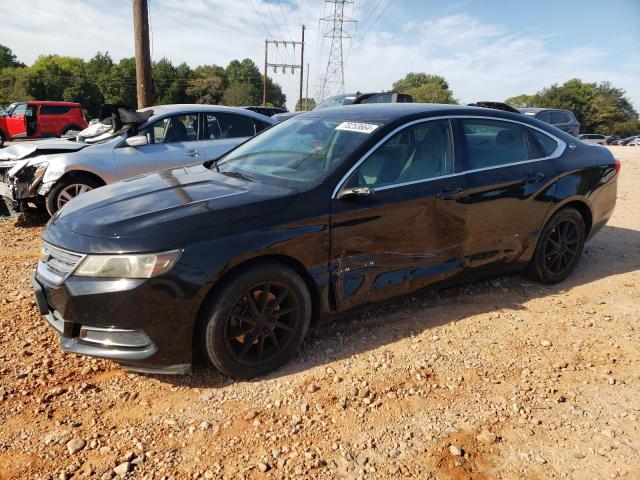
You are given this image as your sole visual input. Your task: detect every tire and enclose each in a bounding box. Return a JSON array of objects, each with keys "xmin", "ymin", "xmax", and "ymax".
[
  {"xmin": 527, "ymin": 207, "xmax": 586, "ymax": 284},
  {"xmin": 200, "ymin": 261, "xmax": 312, "ymax": 379},
  {"xmin": 45, "ymin": 173, "xmax": 103, "ymax": 215},
  {"xmin": 0, "ymin": 131, "xmax": 5, "ymax": 148},
  {"xmin": 61, "ymin": 125, "xmax": 82, "ymax": 137}
]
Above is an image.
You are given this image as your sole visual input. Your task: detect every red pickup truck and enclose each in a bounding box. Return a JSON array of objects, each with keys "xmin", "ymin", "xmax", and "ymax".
[{"xmin": 0, "ymin": 101, "xmax": 88, "ymax": 147}]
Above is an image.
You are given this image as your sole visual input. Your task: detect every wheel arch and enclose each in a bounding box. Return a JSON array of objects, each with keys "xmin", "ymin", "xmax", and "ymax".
[
  {"xmin": 549, "ymin": 198, "xmax": 593, "ymax": 237},
  {"xmin": 52, "ymin": 169, "xmax": 107, "ymax": 190},
  {"xmin": 194, "ymin": 253, "xmax": 323, "ymax": 333},
  {"xmin": 60, "ymin": 123, "xmax": 84, "ymax": 135}
]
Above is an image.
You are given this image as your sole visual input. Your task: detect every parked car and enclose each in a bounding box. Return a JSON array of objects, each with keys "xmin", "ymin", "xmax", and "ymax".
[
  {"xmin": 628, "ymin": 137, "xmax": 640, "ymax": 146},
  {"xmin": 242, "ymin": 106, "xmax": 288, "ymax": 117},
  {"xmin": 606, "ymin": 135, "xmax": 626, "ymax": 145},
  {"xmin": 614, "ymin": 135, "xmax": 640, "ymax": 146},
  {"xmin": 32, "ymin": 103, "xmax": 619, "ymax": 378},
  {"xmin": 579, "ymin": 134, "xmax": 607, "ymax": 145},
  {"xmin": 0, "ymin": 104, "xmax": 275, "ymax": 215},
  {"xmin": 518, "ymin": 108, "xmax": 580, "ymax": 136},
  {"xmin": 272, "ymin": 91, "xmax": 413, "ymax": 122},
  {"xmin": 0, "ymin": 101, "xmax": 88, "ymax": 147}
]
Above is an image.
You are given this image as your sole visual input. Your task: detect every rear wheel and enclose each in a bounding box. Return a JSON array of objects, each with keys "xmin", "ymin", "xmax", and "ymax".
[
  {"xmin": 200, "ymin": 262, "xmax": 311, "ymax": 379},
  {"xmin": 45, "ymin": 174, "xmax": 103, "ymax": 215},
  {"xmin": 527, "ymin": 207, "xmax": 586, "ymax": 284},
  {"xmin": 0, "ymin": 131, "xmax": 5, "ymax": 148}
]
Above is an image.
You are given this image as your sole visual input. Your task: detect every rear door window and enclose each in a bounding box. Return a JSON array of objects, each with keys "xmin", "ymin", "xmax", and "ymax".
[
  {"xmin": 550, "ymin": 111, "xmax": 567, "ymax": 124},
  {"xmin": 40, "ymin": 105, "xmax": 72, "ymax": 115},
  {"xmin": 461, "ymin": 119, "xmax": 530, "ymax": 169},
  {"xmin": 205, "ymin": 113, "xmax": 255, "ymax": 139},
  {"xmin": 538, "ymin": 111, "xmax": 551, "ymax": 123}
]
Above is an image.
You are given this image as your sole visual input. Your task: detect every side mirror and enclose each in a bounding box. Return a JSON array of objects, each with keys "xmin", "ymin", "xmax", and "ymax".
[
  {"xmin": 337, "ymin": 186, "xmax": 374, "ymax": 200},
  {"xmin": 125, "ymin": 135, "xmax": 149, "ymax": 147}
]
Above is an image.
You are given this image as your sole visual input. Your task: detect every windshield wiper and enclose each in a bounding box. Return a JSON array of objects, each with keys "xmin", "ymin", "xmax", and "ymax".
[{"xmin": 221, "ymin": 170, "xmax": 254, "ymax": 182}]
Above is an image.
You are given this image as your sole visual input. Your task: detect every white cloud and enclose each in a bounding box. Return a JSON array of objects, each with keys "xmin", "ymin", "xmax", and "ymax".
[{"xmin": 2, "ymin": 2, "xmax": 639, "ymax": 111}]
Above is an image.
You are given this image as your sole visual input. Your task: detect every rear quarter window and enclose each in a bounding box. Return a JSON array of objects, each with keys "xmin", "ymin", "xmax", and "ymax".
[
  {"xmin": 40, "ymin": 105, "xmax": 72, "ymax": 115},
  {"xmin": 527, "ymin": 128, "xmax": 559, "ymax": 158}
]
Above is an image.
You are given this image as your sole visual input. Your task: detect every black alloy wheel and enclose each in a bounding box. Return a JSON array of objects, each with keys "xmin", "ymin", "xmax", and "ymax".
[
  {"xmin": 224, "ymin": 281, "xmax": 300, "ymax": 366},
  {"xmin": 201, "ymin": 262, "xmax": 311, "ymax": 379},
  {"xmin": 543, "ymin": 219, "xmax": 580, "ymax": 275},
  {"xmin": 528, "ymin": 207, "xmax": 586, "ymax": 284}
]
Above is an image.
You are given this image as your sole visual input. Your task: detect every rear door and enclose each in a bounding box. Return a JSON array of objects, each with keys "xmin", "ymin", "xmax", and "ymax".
[
  {"xmin": 458, "ymin": 117, "xmax": 562, "ymax": 270},
  {"xmin": 203, "ymin": 112, "xmax": 258, "ymax": 161},
  {"xmin": 330, "ymin": 119, "xmax": 468, "ymax": 310},
  {"xmin": 38, "ymin": 104, "xmax": 62, "ymax": 136},
  {"xmin": 115, "ymin": 112, "xmax": 204, "ymax": 178},
  {"xmin": 4, "ymin": 103, "xmax": 27, "ymax": 138}
]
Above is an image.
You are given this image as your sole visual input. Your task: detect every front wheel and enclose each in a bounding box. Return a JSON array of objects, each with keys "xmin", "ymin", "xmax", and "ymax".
[
  {"xmin": 200, "ymin": 262, "xmax": 311, "ymax": 379},
  {"xmin": 45, "ymin": 174, "xmax": 103, "ymax": 215},
  {"xmin": 527, "ymin": 207, "xmax": 586, "ymax": 284},
  {"xmin": 0, "ymin": 131, "xmax": 5, "ymax": 148}
]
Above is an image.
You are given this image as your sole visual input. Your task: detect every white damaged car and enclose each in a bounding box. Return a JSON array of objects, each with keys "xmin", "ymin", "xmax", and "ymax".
[{"xmin": 0, "ymin": 104, "xmax": 275, "ymax": 215}]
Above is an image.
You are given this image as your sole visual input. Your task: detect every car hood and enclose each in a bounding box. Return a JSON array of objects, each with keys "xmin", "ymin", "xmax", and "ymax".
[
  {"xmin": 0, "ymin": 138, "xmax": 87, "ymax": 161},
  {"xmin": 47, "ymin": 164, "xmax": 298, "ymax": 246}
]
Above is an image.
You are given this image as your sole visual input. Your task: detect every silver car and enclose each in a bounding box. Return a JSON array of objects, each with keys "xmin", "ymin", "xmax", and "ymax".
[
  {"xmin": 578, "ymin": 134, "xmax": 606, "ymax": 145},
  {"xmin": 0, "ymin": 104, "xmax": 275, "ymax": 215}
]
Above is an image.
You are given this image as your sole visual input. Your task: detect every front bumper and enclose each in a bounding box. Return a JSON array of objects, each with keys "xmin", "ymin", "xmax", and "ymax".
[{"xmin": 32, "ymin": 270, "xmax": 195, "ymax": 375}]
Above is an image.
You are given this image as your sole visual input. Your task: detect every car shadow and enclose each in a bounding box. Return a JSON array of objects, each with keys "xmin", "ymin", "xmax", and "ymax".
[{"xmin": 148, "ymin": 224, "xmax": 640, "ymax": 388}]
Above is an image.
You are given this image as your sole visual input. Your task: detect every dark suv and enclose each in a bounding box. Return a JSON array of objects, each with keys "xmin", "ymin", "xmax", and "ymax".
[
  {"xmin": 273, "ymin": 92, "xmax": 413, "ymax": 122},
  {"xmin": 518, "ymin": 108, "xmax": 580, "ymax": 136}
]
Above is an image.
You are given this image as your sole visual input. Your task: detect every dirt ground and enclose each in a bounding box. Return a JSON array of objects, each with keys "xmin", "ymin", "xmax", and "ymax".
[{"xmin": 0, "ymin": 147, "xmax": 638, "ymax": 480}]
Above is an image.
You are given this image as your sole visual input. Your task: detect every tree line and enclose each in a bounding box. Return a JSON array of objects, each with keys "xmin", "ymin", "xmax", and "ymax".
[
  {"xmin": 390, "ymin": 73, "xmax": 639, "ymax": 135},
  {"xmin": 2, "ymin": 43, "xmax": 638, "ymax": 134},
  {"xmin": 0, "ymin": 44, "xmax": 286, "ymax": 118}
]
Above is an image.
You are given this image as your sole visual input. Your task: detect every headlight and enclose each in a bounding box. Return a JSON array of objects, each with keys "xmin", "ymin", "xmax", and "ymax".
[{"xmin": 74, "ymin": 250, "xmax": 181, "ymax": 279}]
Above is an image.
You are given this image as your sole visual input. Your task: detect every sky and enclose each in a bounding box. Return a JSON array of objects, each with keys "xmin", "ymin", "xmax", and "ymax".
[{"xmin": 2, "ymin": 0, "xmax": 639, "ymax": 110}]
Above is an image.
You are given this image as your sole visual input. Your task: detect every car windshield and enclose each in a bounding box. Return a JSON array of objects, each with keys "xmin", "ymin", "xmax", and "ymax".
[
  {"xmin": 2, "ymin": 103, "xmax": 17, "ymax": 115},
  {"xmin": 315, "ymin": 95, "xmax": 356, "ymax": 110},
  {"xmin": 215, "ymin": 116, "xmax": 377, "ymax": 187}
]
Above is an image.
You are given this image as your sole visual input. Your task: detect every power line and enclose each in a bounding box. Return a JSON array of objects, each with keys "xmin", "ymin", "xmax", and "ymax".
[{"xmin": 247, "ymin": 0, "xmax": 273, "ymax": 38}]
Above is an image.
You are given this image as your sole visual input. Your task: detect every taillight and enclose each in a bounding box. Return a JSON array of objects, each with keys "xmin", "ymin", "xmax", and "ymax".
[{"xmin": 615, "ymin": 158, "xmax": 621, "ymax": 174}]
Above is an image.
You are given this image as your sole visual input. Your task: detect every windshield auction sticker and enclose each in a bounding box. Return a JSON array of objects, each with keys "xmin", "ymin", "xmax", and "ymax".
[{"xmin": 335, "ymin": 122, "xmax": 380, "ymax": 134}]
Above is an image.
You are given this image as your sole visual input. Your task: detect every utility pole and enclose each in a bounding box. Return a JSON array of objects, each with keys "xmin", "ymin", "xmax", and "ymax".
[
  {"xmin": 263, "ymin": 40, "xmax": 268, "ymax": 106},
  {"xmin": 263, "ymin": 32, "xmax": 305, "ymax": 109},
  {"xmin": 305, "ymin": 62, "xmax": 310, "ymax": 110},
  {"xmin": 133, "ymin": 0, "xmax": 153, "ymax": 108},
  {"xmin": 321, "ymin": 0, "xmax": 356, "ymax": 100},
  {"xmin": 299, "ymin": 25, "xmax": 305, "ymax": 110}
]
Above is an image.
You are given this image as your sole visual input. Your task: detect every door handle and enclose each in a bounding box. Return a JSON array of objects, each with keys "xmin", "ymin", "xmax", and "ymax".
[
  {"xmin": 187, "ymin": 150, "xmax": 202, "ymax": 157},
  {"xmin": 523, "ymin": 171, "xmax": 545, "ymax": 184},
  {"xmin": 437, "ymin": 186, "xmax": 464, "ymax": 200}
]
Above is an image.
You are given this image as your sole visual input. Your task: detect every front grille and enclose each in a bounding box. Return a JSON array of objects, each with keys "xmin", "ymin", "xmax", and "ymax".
[{"xmin": 39, "ymin": 243, "xmax": 85, "ymax": 284}]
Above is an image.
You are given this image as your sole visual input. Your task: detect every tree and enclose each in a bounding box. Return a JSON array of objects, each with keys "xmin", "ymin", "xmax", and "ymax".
[
  {"xmin": 0, "ymin": 44, "xmax": 24, "ymax": 69},
  {"xmin": 295, "ymin": 97, "xmax": 316, "ymax": 111},
  {"xmin": 98, "ymin": 57, "xmax": 137, "ymax": 109},
  {"xmin": 505, "ymin": 79, "xmax": 639, "ymax": 134},
  {"xmin": 391, "ymin": 73, "xmax": 457, "ymax": 104},
  {"xmin": 264, "ymin": 76, "xmax": 286, "ymax": 108},
  {"xmin": 222, "ymin": 83, "xmax": 255, "ymax": 106},
  {"xmin": 186, "ymin": 65, "xmax": 227, "ymax": 104},
  {"xmin": 504, "ymin": 94, "xmax": 537, "ymax": 107},
  {"xmin": 0, "ymin": 67, "xmax": 30, "ymax": 105}
]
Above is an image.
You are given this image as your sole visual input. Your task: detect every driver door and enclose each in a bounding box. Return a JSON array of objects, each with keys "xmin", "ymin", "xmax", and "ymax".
[
  {"xmin": 330, "ymin": 119, "xmax": 468, "ymax": 310},
  {"xmin": 5, "ymin": 103, "xmax": 27, "ymax": 138},
  {"xmin": 115, "ymin": 113, "xmax": 205, "ymax": 179}
]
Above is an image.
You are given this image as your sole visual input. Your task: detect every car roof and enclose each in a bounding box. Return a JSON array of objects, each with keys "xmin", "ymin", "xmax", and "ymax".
[
  {"xmin": 21, "ymin": 101, "xmax": 82, "ymax": 107},
  {"xmin": 518, "ymin": 107, "xmax": 570, "ymax": 113},
  {"xmin": 138, "ymin": 104, "xmax": 276, "ymax": 123},
  {"xmin": 300, "ymin": 103, "xmax": 525, "ymax": 123}
]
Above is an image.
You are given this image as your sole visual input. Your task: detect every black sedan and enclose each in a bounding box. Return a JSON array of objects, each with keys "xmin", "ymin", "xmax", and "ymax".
[{"xmin": 33, "ymin": 104, "xmax": 619, "ymax": 378}]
